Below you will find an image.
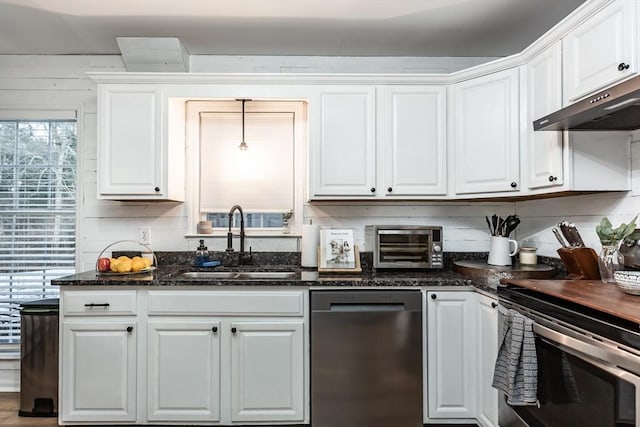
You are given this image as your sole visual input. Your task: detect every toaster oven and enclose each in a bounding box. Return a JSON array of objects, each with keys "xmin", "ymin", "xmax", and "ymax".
[{"xmin": 365, "ymin": 225, "xmax": 443, "ymax": 269}]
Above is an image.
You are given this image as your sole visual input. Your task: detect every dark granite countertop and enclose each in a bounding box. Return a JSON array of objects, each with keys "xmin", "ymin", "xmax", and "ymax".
[
  {"xmin": 52, "ymin": 264, "xmax": 483, "ymax": 291},
  {"xmin": 52, "ymin": 251, "xmax": 564, "ymax": 296}
]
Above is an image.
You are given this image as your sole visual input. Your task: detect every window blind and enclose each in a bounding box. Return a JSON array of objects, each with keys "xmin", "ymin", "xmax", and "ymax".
[
  {"xmin": 199, "ymin": 111, "xmax": 295, "ymax": 213},
  {"xmin": 0, "ymin": 119, "xmax": 76, "ymax": 347}
]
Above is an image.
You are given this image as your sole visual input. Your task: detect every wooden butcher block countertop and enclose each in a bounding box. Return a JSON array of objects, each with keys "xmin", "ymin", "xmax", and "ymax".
[{"xmin": 502, "ymin": 279, "xmax": 640, "ymax": 325}]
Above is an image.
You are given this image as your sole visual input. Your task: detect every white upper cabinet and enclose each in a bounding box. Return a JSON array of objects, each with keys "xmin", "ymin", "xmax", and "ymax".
[
  {"xmin": 311, "ymin": 87, "xmax": 377, "ymax": 197},
  {"xmin": 97, "ymin": 84, "xmax": 184, "ymax": 201},
  {"xmin": 526, "ymin": 41, "xmax": 564, "ymax": 190},
  {"xmin": 563, "ymin": 0, "xmax": 638, "ymax": 105},
  {"xmin": 452, "ymin": 68, "xmax": 520, "ymax": 195},
  {"xmin": 381, "ymin": 86, "xmax": 447, "ymax": 196}
]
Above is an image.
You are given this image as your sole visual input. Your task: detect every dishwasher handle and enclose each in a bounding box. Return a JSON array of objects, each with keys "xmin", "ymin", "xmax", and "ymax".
[
  {"xmin": 329, "ymin": 303, "xmax": 406, "ymax": 312},
  {"xmin": 311, "ymin": 290, "xmax": 422, "ymax": 312}
]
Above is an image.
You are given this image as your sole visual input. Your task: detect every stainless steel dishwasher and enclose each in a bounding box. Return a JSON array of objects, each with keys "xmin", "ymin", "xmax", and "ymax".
[{"xmin": 311, "ymin": 290, "xmax": 423, "ymax": 427}]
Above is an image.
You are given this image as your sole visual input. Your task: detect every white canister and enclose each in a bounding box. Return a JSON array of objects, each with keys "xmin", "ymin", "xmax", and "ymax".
[{"xmin": 519, "ymin": 247, "xmax": 538, "ymax": 265}]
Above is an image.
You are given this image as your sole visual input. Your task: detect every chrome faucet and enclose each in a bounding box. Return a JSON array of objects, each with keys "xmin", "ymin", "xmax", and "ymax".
[{"xmin": 226, "ymin": 204, "xmax": 252, "ymax": 264}]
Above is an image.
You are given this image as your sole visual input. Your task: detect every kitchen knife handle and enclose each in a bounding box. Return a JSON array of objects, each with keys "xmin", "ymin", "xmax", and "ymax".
[{"xmin": 553, "ymin": 228, "xmax": 568, "ymax": 248}]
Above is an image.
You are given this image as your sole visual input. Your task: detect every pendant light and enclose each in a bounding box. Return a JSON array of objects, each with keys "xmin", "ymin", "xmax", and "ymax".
[{"xmin": 238, "ymin": 99, "xmax": 249, "ymax": 151}]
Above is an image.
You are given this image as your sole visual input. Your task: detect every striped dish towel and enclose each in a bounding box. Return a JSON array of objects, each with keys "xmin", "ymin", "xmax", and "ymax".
[{"xmin": 492, "ymin": 308, "xmax": 539, "ymax": 406}]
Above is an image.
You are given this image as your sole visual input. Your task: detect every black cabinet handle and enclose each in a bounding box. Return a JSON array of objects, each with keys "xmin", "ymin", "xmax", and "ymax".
[
  {"xmin": 212, "ymin": 326, "xmax": 218, "ymax": 333},
  {"xmin": 491, "ymin": 302, "xmax": 498, "ymax": 309},
  {"xmin": 231, "ymin": 327, "xmax": 237, "ymax": 333},
  {"xmin": 84, "ymin": 303, "xmax": 109, "ymax": 308},
  {"xmin": 618, "ymin": 62, "xmax": 630, "ymax": 71},
  {"xmin": 370, "ymin": 187, "xmax": 376, "ymax": 193},
  {"xmin": 387, "ymin": 187, "xmax": 393, "ymax": 193},
  {"xmin": 126, "ymin": 326, "xmax": 133, "ymax": 333},
  {"xmin": 430, "ymin": 294, "xmax": 437, "ymax": 300},
  {"xmin": 154, "ymin": 186, "xmax": 160, "ymax": 192},
  {"xmin": 510, "ymin": 182, "xmax": 517, "ymax": 188},
  {"xmin": 548, "ymin": 175, "xmax": 558, "ymax": 182}
]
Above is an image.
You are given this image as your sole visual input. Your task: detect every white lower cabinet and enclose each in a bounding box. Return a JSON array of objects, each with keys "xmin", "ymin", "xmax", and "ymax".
[
  {"xmin": 426, "ymin": 291, "xmax": 477, "ymax": 420},
  {"xmin": 230, "ymin": 320, "xmax": 305, "ymax": 422},
  {"xmin": 476, "ymin": 294, "xmax": 499, "ymax": 427},
  {"xmin": 60, "ymin": 288, "xmax": 308, "ymax": 425},
  {"xmin": 147, "ymin": 320, "xmax": 222, "ymax": 422},
  {"xmin": 61, "ymin": 320, "xmax": 137, "ymax": 423}
]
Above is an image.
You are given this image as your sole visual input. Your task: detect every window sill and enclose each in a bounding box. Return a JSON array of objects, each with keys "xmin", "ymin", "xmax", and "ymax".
[{"xmin": 185, "ymin": 231, "xmax": 301, "ymax": 238}]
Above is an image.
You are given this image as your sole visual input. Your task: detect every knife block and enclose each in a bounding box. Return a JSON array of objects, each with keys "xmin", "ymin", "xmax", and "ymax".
[{"xmin": 557, "ymin": 247, "xmax": 601, "ymax": 280}]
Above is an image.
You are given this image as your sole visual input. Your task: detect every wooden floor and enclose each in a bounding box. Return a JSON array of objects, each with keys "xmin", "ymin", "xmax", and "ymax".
[{"xmin": 0, "ymin": 393, "xmax": 58, "ymax": 426}]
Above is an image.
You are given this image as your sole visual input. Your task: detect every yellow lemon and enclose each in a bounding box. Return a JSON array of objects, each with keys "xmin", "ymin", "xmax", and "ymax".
[
  {"xmin": 110, "ymin": 258, "xmax": 119, "ymax": 272},
  {"xmin": 142, "ymin": 258, "xmax": 152, "ymax": 268},
  {"xmin": 131, "ymin": 258, "xmax": 145, "ymax": 272},
  {"xmin": 117, "ymin": 259, "xmax": 133, "ymax": 273}
]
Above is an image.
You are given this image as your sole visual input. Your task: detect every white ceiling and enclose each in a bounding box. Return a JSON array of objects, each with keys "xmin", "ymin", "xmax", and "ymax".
[{"xmin": 0, "ymin": 0, "xmax": 587, "ymax": 57}]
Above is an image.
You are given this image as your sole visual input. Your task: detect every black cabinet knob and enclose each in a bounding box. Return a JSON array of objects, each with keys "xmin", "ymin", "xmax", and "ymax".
[
  {"xmin": 491, "ymin": 302, "xmax": 498, "ymax": 309},
  {"xmin": 548, "ymin": 175, "xmax": 558, "ymax": 182},
  {"xmin": 231, "ymin": 327, "xmax": 237, "ymax": 333},
  {"xmin": 430, "ymin": 294, "xmax": 437, "ymax": 300},
  {"xmin": 387, "ymin": 187, "xmax": 393, "ymax": 193},
  {"xmin": 510, "ymin": 182, "xmax": 517, "ymax": 188},
  {"xmin": 370, "ymin": 187, "xmax": 376, "ymax": 193},
  {"xmin": 212, "ymin": 326, "xmax": 218, "ymax": 333},
  {"xmin": 126, "ymin": 326, "xmax": 133, "ymax": 333},
  {"xmin": 154, "ymin": 186, "xmax": 160, "ymax": 192},
  {"xmin": 618, "ymin": 62, "xmax": 630, "ymax": 71}
]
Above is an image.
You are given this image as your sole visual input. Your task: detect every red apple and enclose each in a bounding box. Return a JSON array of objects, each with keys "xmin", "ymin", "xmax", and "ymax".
[{"xmin": 98, "ymin": 257, "xmax": 111, "ymax": 272}]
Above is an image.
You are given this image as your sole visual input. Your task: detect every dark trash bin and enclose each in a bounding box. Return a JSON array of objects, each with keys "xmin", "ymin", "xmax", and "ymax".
[{"xmin": 19, "ymin": 298, "xmax": 59, "ymax": 417}]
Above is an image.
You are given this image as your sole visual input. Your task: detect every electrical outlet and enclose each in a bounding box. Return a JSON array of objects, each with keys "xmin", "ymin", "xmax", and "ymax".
[{"xmin": 139, "ymin": 227, "xmax": 151, "ymax": 244}]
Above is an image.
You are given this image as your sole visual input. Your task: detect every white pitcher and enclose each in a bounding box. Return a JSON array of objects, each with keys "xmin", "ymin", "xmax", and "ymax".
[{"xmin": 488, "ymin": 236, "xmax": 519, "ymax": 266}]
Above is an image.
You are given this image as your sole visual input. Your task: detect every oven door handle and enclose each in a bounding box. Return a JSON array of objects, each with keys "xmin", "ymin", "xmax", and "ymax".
[{"xmin": 534, "ymin": 321, "xmax": 640, "ymax": 378}]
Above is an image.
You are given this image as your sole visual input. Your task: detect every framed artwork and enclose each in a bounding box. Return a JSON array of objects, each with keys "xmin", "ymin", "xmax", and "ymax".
[{"xmin": 318, "ymin": 229, "xmax": 361, "ymax": 273}]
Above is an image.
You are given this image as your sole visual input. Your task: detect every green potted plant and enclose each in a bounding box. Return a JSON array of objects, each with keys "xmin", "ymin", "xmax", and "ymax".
[{"xmin": 595, "ymin": 215, "xmax": 637, "ymax": 283}]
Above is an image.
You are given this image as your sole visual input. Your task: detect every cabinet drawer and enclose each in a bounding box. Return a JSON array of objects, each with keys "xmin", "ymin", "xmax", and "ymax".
[
  {"xmin": 148, "ymin": 290, "xmax": 305, "ymax": 316},
  {"xmin": 63, "ymin": 290, "xmax": 137, "ymax": 316}
]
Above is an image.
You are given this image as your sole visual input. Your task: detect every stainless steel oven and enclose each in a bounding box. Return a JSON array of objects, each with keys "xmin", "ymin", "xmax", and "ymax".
[
  {"xmin": 498, "ymin": 285, "xmax": 640, "ymax": 427},
  {"xmin": 365, "ymin": 225, "xmax": 443, "ymax": 269}
]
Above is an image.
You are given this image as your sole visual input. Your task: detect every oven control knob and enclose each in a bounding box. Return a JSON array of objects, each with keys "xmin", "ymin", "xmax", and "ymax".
[{"xmin": 433, "ymin": 244, "xmax": 442, "ymax": 253}]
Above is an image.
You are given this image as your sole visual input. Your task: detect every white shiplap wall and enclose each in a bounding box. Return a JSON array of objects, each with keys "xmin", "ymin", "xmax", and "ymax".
[{"xmin": 0, "ymin": 53, "xmax": 638, "ymax": 268}]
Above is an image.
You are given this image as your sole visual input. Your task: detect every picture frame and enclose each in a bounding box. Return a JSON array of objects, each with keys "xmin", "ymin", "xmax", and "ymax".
[{"xmin": 317, "ymin": 229, "xmax": 362, "ymax": 274}]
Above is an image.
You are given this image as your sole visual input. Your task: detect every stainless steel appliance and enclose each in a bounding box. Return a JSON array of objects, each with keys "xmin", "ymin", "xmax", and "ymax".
[
  {"xmin": 365, "ymin": 225, "xmax": 443, "ymax": 269},
  {"xmin": 497, "ymin": 284, "xmax": 640, "ymax": 427},
  {"xmin": 534, "ymin": 73, "xmax": 640, "ymax": 131},
  {"xmin": 311, "ymin": 290, "xmax": 423, "ymax": 427}
]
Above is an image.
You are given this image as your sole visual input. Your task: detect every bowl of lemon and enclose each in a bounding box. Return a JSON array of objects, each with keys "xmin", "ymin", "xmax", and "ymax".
[{"xmin": 95, "ymin": 240, "xmax": 156, "ymax": 274}]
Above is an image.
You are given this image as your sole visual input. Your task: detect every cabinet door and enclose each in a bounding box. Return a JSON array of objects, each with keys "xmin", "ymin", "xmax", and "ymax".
[
  {"xmin": 147, "ymin": 320, "xmax": 221, "ymax": 422},
  {"xmin": 382, "ymin": 86, "xmax": 447, "ymax": 196},
  {"xmin": 453, "ymin": 68, "xmax": 520, "ymax": 194},
  {"xmin": 476, "ymin": 295, "xmax": 499, "ymax": 427},
  {"xmin": 426, "ymin": 291, "xmax": 477, "ymax": 419},
  {"xmin": 311, "ymin": 87, "xmax": 377, "ymax": 197},
  {"xmin": 97, "ymin": 84, "xmax": 164, "ymax": 198},
  {"xmin": 230, "ymin": 320, "xmax": 304, "ymax": 422},
  {"xmin": 61, "ymin": 321, "xmax": 136, "ymax": 423},
  {"xmin": 526, "ymin": 41, "xmax": 564, "ymax": 189},
  {"xmin": 563, "ymin": 0, "xmax": 637, "ymax": 104}
]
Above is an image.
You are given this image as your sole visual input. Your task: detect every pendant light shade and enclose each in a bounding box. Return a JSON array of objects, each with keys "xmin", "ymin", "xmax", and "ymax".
[{"xmin": 238, "ymin": 99, "xmax": 249, "ymax": 151}]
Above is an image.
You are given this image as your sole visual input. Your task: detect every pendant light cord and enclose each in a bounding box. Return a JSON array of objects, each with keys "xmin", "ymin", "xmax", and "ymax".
[{"xmin": 241, "ymin": 99, "xmax": 245, "ymax": 143}]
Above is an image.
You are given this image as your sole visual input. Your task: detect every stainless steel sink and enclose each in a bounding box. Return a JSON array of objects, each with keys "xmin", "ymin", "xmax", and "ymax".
[{"xmin": 178, "ymin": 271, "xmax": 297, "ymax": 280}]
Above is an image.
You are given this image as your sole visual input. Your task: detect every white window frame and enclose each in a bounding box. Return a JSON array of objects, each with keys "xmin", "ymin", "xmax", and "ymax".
[{"xmin": 184, "ymin": 99, "xmax": 306, "ymax": 236}]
